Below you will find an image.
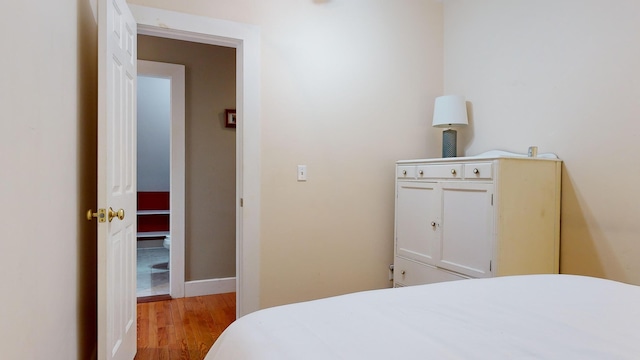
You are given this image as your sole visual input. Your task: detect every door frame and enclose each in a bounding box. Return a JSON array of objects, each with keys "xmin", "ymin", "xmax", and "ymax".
[
  {"xmin": 131, "ymin": 5, "xmax": 261, "ymax": 317},
  {"xmin": 137, "ymin": 59, "xmax": 186, "ymax": 298}
]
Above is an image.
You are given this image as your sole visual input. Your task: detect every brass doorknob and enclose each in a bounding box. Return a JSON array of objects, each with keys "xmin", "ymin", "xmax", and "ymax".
[{"xmin": 108, "ymin": 207, "xmax": 125, "ymax": 222}]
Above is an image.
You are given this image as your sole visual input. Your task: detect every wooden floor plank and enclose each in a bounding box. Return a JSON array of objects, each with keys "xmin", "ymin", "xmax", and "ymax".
[
  {"xmin": 170, "ymin": 298, "xmax": 191, "ymax": 359},
  {"xmin": 134, "ymin": 293, "xmax": 236, "ymax": 360},
  {"xmin": 184, "ymin": 298, "xmax": 201, "ymax": 360}
]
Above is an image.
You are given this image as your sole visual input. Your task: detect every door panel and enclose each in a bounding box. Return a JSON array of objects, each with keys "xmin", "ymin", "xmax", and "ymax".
[
  {"xmin": 438, "ymin": 182, "xmax": 493, "ymax": 278},
  {"xmin": 97, "ymin": 0, "xmax": 137, "ymax": 359},
  {"xmin": 395, "ymin": 182, "xmax": 439, "ymax": 265}
]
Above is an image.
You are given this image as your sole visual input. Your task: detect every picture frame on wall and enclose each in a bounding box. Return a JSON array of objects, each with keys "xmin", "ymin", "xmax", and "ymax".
[{"xmin": 225, "ymin": 109, "xmax": 237, "ymax": 128}]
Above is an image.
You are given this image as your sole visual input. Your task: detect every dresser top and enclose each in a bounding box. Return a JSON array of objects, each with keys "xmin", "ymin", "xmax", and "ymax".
[{"xmin": 397, "ymin": 150, "xmax": 561, "ymax": 164}]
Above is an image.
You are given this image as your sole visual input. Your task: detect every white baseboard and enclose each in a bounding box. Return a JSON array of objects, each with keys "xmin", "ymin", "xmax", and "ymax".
[{"xmin": 184, "ymin": 277, "xmax": 236, "ymax": 297}]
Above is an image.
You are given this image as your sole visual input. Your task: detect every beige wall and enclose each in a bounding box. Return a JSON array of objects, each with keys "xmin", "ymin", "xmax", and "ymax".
[
  {"xmin": 138, "ymin": 35, "xmax": 237, "ymax": 280},
  {"xmin": 129, "ymin": 0, "xmax": 445, "ymax": 307},
  {"xmin": 0, "ymin": 0, "xmax": 441, "ymax": 356},
  {"xmin": 0, "ymin": 0, "xmax": 98, "ymax": 358},
  {"xmin": 444, "ymin": 0, "xmax": 640, "ymax": 284}
]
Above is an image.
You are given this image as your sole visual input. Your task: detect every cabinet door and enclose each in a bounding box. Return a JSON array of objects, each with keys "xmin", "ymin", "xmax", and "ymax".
[
  {"xmin": 437, "ymin": 182, "xmax": 494, "ymax": 278},
  {"xmin": 395, "ymin": 181, "xmax": 439, "ymax": 265}
]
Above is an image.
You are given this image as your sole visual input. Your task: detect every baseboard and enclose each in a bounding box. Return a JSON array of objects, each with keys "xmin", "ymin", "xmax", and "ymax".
[
  {"xmin": 137, "ymin": 294, "xmax": 172, "ymax": 303},
  {"xmin": 136, "ymin": 238, "xmax": 164, "ymax": 248},
  {"xmin": 184, "ymin": 277, "xmax": 236, "ymax": 297}
]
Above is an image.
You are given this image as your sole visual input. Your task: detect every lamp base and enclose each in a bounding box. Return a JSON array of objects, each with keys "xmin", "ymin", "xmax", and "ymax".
[{"xmin": 442, "ymin": 129, "xmax": 457, "ymax": 158}]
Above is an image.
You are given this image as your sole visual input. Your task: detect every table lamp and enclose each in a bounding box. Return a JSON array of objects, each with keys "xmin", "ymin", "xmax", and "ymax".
[{"xmin": 432, "ymin": 95, "xmax": 468, "ymax": 157}]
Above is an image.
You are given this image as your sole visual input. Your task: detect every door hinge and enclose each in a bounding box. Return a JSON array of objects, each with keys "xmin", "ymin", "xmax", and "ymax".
[
  {"xmin": 491, "ymin": 194, "xmax": 494, "ymax": 206},
  {"xmin": 240, "ymin": 198, "xmax": 244, "ymax": 207},
  {"xmin": 490, "ymin": 260, "xmax": 492, "ymax": 272}
]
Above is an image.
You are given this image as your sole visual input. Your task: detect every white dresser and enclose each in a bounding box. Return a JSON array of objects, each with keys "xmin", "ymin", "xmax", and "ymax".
[{"xmin": 393, "ymin": 155, "xmax": 562, "ymax": 287}]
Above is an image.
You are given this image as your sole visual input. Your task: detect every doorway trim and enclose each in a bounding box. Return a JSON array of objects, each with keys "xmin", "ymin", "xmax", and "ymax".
[
  {"xmin": 137, "ymin": 59, "xmax": 186, "ymax": 298},
  {"xmin": 131, "ymin": 5, "xmax": 261, "ymax": 317}
]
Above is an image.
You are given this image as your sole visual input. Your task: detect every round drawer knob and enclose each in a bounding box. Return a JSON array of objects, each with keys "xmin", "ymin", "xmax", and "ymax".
[
  {"xmin": 451, "ymin": 169, "xmax": 457, "ymax": 175},
  {"xmin": 473, "ymin": 168, "xmax": 479, "ymax": 174},
  {"xmin": 401, "ymin": 270, "xmax": 406, "ymax": 275},
  {"xmin": 418, "ymin": 170, "xmax": 424, "ymax": 175},
  {"xmin": 402, "ymin": 170, "xmax": 407, "ymax": 175},
  {"xmin": 431, "ymin": 221, "xmax": 436, "ymax": 227}
]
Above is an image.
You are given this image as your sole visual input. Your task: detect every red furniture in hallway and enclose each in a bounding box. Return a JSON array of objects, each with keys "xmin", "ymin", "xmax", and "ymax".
[{"xmin": 137, "ymin": 192, "xmax": 170, "ymax": 240}]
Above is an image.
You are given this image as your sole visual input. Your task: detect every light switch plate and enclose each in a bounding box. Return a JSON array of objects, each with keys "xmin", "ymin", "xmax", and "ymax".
[{"xmin": 297, "ymin": 165, "xmax": 307, "ymax": 181}]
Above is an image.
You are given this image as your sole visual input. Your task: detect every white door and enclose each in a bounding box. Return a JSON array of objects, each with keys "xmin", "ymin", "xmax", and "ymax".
[{"xmin": 96, "ymin": 0, "xmax": 138, "ymax": 359}]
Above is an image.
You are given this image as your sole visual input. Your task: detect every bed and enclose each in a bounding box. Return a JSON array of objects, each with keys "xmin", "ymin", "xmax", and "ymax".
[{"xmin": 205, "ymin": 275, "xmax": 640, "ymax": 359}]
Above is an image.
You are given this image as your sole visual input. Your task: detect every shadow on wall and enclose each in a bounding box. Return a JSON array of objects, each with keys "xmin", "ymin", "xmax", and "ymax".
[
  {"xmin": 559, "ymin": 167, "xmax": 621, "ymax": 278},
  {"xmin": 459, "ymin": 101, "xmax": 475, "ymax": 157},
  {"xmin": 76, "ymin": 0, "xmax": 98, "ymax": 358}
]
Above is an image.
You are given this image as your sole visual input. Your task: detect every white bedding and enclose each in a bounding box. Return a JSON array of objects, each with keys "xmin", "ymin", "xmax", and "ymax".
[{"xmin": 206, "ymin": 275, "xmax": 640, "ymax": 359}]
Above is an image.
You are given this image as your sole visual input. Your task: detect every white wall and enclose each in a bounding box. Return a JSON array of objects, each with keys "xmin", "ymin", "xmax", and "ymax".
[
  {"xmin": 129, "ymin": 0, "xmax": 445, "ymax": 307},
  {"xmin": 0, "ymin": 0, "xmax": 97, "ymax": 358},
  {"xmin": 444, "ymin": 0, "xmax": 640, "ymax": 284},
  {"xmin": 137, "ymin": 75, "xmax": 171, "ymax": 191}
]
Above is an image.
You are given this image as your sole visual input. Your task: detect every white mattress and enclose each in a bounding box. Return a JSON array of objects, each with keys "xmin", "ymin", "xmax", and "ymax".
[{"xmin": 205, "ymin": 275, "xmax": 640, "ymax": 359}]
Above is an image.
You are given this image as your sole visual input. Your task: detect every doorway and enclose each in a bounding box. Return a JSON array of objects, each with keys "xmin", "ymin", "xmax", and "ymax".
[
  {"xmin": 137, "ymin": 36, "xmax": 238, "ymax": 299},
  {"xmin": 132, "ymin": 4, "xmax": 261, "ymax": 317},
  {"xmin": 136, "ymin": 73, "xmax": 171, "ymax": 298},
  {"xmin": 136, "ymin": 60, "xmax": 186, "ymax": 299},
  {"xmin": 93, "ymin": 5, "xmax": 261, "ymax": 357}
]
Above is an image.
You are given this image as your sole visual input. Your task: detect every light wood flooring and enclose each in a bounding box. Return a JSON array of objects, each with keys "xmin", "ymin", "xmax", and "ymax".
[{"xmin": 135, "ymin": 293, "xmax": 236, "ymax": 360}]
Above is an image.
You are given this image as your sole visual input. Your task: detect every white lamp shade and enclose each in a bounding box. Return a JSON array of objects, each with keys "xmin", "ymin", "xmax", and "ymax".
[{"xmin": 432, "ymin": 95, "xmax": 468, "ymax": 128}]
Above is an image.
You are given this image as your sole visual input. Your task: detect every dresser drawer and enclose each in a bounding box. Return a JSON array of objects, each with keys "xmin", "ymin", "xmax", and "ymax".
[
  {"xmin": 397, "ymin": 165, "xmax": 416, "ymax": 179},
  {"xmin": 416, "ymin": 164, "xmax": 463, "ymax": 179},
  {"xmin": 463, "ymin": 162, "xmax": 493, "ymax": 180},
  {"xmin": 394, "ymin": 257, "xmax": 468, "ymax": 286}
]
